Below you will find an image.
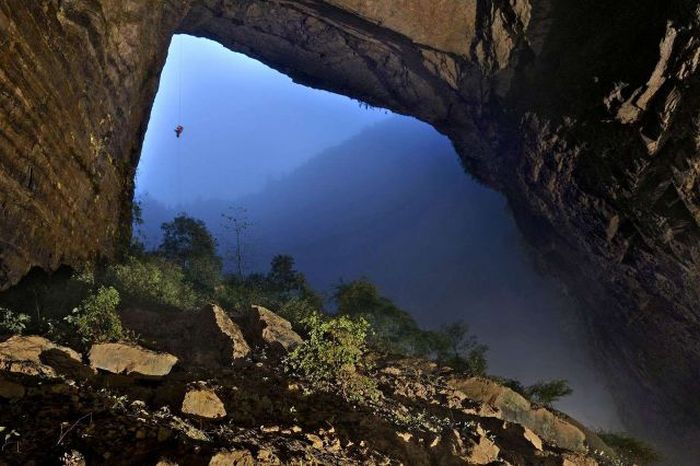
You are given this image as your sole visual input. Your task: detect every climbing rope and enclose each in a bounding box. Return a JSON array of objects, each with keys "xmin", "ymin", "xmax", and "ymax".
[
  {"xmin": 175, "ymin": 36, "xmax": 184, "ymax": 207},
  {"xmin": 178, "ymin": 34, "xmax": 183, "ymax": 125}
]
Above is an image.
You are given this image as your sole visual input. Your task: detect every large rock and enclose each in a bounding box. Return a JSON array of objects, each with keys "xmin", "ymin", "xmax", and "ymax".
[
  {"xmin": 89, "ymin": 343, "xmax": 177, "ymax": 377},
  {"xmin": 0, "ymin": 335, "xmax": 91, "ymax": 379},
  {"xmin": 449, "ymin": 377, "xmax": 587, "ymax": 453},
  {"xmin": 120, "ymin": 304, "xmax": 250, "ymax": 367},
  {"xmin": 181, "ymin": 385, "xmax": 227, "ymax": 419},
  {"xmin": 209, "ymin": 450, "xmax": 254, "ymax": 466},
  {"xmin": 247, "ymin": 305, "xmax": 302, "ymax": 352}
]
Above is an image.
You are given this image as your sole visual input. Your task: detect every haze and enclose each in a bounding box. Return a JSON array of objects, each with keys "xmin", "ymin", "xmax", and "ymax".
[{"xmin": 138, "ymin": 35, "xmax": 622, "ymax": 431}]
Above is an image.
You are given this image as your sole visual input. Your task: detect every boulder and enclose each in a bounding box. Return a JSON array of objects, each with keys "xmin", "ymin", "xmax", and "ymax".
[
  {"xmin": 181, "ymin": 385, "xmax": 227, "ymax": 419},
  {"xmin": 433, "ymin": 428, "xmax": 500, "ymax": 465},
  {"xmin": 0, "ymin": 335, "xmax": 91, "ymax": 379},
  {"xmin": 209, "ymin": 450, "xmax": 254, "ymax": 466},
  {"xmin": 449, "ymin": 377, "xmax": 587, "ymax": 453},
  {"xmin": 119, "ymin": 304, "xmax": 250, "ymax": 367},
  {"xmin": 247, "ymin": 305, "xmax": 302, "ymax": 352},
  {"xmin": 89, "ymin": 343, "xmax": 177, "ymax": 377}
]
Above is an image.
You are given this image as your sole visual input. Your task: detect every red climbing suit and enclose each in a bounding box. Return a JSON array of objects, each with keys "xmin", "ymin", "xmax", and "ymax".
[{"xmin": 175, "ymin": 125, "xmax": 184, "ymax": 138}]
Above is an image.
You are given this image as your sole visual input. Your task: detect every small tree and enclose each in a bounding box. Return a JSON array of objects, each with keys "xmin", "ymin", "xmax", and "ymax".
[
  {"xmin": 286, "ymin": 313, "xmax": 379, "ymax": 403},
  {"xmin": 64, "ymin": 286, "xmax": 123, "ymax": 343},
  {"xmin": 159, "ymin": 214, "xmax": 222, "ymax": 292},
  {"xmin": 130, "ymin": 196, "xmax": 146, "ymax": 254},
  {"xmin": 106, "ymin": 256, "xmax": 201, "ymax": 311},
  {"xmin": 525, "ymin": 379, "xmax": 573, "ymax": 406},
  {"xmin": 433, "ymin": 321, "xmax": 488, "ymax": 376},
  {"xmin": 221, "ymin": 206, "xmax": 251, "ymax": 278},
  {"xmin": 0, "ymin": 308, "xmax": 31, "ymax": 335},
  {"xmin": 334, "ymin": 279, "xmax": 432, "ymax": 356},
  {"xmin": 597, "ymin": 431, "xmax": 660, "ymax": 465}
]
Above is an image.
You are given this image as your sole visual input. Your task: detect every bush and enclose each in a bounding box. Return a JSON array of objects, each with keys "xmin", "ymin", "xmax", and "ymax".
[
  {"xmin": 106, "ymin": 256, "xmax": 201, "ymax": 311},
  {"xmin": 159, "ymin": 215, "xmax": 222, "ymax": 292},
  {"xmin": 64, "ymin": 286, "xmax": 123, "ymax": 343},
  {"xmin": 525, "ymin": 379, "xmax": 573, "ymax": 406},
  {"xmin": 277, "ymin": 297, "xmax": 320, "ymax": 331},
  {"xmin": 335, "ymin": 279, "xmax": 437, "ymax": 357},
  {"xmin": 432, "ymin": 321, "xmax": 488, "ymax": 376},
  {"xmin": 0, "ymin": 308, "xmax": 31, "ymax": 334},
  {"xmin": 215, "ymin": 256, "xmax": 323, "ymax": 319},
  {"xmin": 285, "ymin": 313, "xmax": 379, "ymax": 403},
  {"xmin": 597, "ymin": 431, "xmax": 660, "ymax": 465}
]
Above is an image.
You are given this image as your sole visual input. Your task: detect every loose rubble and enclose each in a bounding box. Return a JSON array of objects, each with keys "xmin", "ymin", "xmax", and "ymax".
[{"xmin": 0, "ymin": 305, "xmax": 625, "ymax": 465}]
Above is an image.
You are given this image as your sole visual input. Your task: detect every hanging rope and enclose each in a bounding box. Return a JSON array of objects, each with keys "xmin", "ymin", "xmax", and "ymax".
[
  {"xmin": 175, "ymin": 36, "xmax": 184, "ymax": 207},
  {"xmin": 178, "ymin": 34, "xmax": 183, "ymax": 124}
]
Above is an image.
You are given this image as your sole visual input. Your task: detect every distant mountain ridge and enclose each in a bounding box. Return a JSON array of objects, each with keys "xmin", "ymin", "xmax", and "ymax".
[{"xmin": 139, "ymin": 117, "xmax": 621, "ymax": 430}]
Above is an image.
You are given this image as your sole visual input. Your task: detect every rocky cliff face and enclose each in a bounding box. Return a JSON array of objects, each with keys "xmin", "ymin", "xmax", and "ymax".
[{"xmin": 1, "ymin": 0, "xmax": 700, "ymax": 446}]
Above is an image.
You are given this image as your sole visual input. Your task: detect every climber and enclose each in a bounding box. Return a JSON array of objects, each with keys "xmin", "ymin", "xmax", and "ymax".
[{"xmin": 174, "ymin": 125, "xmax": 184, "ymax": 138}]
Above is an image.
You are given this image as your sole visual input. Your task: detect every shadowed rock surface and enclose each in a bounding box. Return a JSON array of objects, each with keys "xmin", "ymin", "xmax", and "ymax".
[
  {"xmin": 2, "ymin": 0, "xmax": 700, "ymax": 450},
  {"xmin": 120, "ymin": 304, "xmax": 252, "ymax": 368}
]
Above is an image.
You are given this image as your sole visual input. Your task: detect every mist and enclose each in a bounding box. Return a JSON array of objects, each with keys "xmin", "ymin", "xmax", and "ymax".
[{"xmin": 138, "ymin": 35, "xmax": 622, "ymax": 431}]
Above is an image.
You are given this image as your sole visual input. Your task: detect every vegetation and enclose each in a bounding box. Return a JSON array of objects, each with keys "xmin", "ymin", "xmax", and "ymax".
[
  {"xmin": 432, "ymin": 320, "xmax": 488, "ymax": 376},
  {"xmin": 159, "ymin": 214, "xmax": 222, "ymax": 292},
  {"xmin": 0, "ymin": 308, "xmax": 30, "ymax": 335},
  {"xmin": 286, "ymin": 312, "xmax": 379, "ymax": 403},
  {"xmin": 597, "ymin": 431, "xmax": 660, "ymax": 465},
  {"xmin": 64, "ymin": 286, "xmax": 123, "ymax": 343},
  {"xmin": 106, "ymin": 255, "xmax": 201, "ymax": 311},
  {"xmin": 0, "ymin": 210, "xmax": 574, "ymax": 413},
  {"xmin": 492, "ymin": 376, "xmax": 574, "ymax": 407},
  {"xmin": 335, "ymin": 279, "xmax": 487, "ymax": 375},
  {"xmin": 221, "ymin": 206, "xmax": 251, "ymax": 277},
  {"xmin": 215, "ymin": 254, "xmax": 322, "ymax": 331},
  {"xmin": 524, "ymin": 379, "xmax": 573, "ymax": 406}
]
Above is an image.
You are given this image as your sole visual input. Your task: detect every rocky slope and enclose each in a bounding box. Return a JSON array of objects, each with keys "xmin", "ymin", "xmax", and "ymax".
[
  {"xmin": 0, "ymin": 304, "xmax": 623, "ymax": 465},
  {"xmin": 1, "ymin": 0, "xmax": 700, "ymax": 446}
]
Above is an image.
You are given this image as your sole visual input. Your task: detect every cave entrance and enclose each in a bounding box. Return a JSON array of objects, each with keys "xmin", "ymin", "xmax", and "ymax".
[{"xmin": 134, "ymin": 34, "xmax": 623, "ymax": 432}]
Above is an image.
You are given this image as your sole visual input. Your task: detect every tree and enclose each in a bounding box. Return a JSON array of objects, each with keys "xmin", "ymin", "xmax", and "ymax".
[
  {"xmin": 159, "ymin": 214, "xmax": 222, "ymax": 292},
  {"xmin": 130, "ymin": 196, "xmax": 146, "ymax": 254},
  {"xmin": 285, "ymin": 313, "xmax": 379, "ymax": 403},
  {"xmin": 268, "ymin": 255, "xmax": 304, "ymax": 293},
  {"xmin": 597, "ymin": 431, "xmax": 660, "ymax": 465},
  {"xmin": 221, "ymin": 206, "xmax": 251, "ymax": 277},
  {"xmin": 525, "ymin": 379, "xmax": 573, "ymax": 406},
  {"xmin": 334, "ymin": 279, "xmax": 438, "ymax": 357},
  {"xmin": 434, "ymin": 320, "xmax": 488, "ymax": 375}
]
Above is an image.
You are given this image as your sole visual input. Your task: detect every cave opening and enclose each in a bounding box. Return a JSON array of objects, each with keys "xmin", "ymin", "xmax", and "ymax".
[{"xmin": 133, "ymin": 35, "xmax": 623, "ymax": 432}]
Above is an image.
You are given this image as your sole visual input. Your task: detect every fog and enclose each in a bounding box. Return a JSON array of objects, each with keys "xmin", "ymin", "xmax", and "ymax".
[{"xmin": 137, "ymin": 35, "xmax": 623, "ymax": 431}]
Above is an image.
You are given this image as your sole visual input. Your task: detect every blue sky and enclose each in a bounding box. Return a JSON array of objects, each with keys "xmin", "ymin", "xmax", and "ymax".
[
  {"xmin": 137, "ymin": 35, "xmax": 390, "ymax": 205},
  {"xmin": 135, "ymin": 35, "xmax": 622, "ymax": 430}
]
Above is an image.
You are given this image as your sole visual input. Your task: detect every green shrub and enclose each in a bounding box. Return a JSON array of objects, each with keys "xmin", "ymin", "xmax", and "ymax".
[
  {"xmin": 335, "ymin": 279, "xmax": 437, "ymax": 357},
  {"xmin": 64, "ymin": 286, "xmax": 123, "ymax": 343},
  {"xmin": 432, "ymin": 321, "xmax": 488, "ymax": 376},
  {"xmin": 216, "ymin": 273, "xmax": 281, "ymax": 312},
  {"xmin": 215, "ymin": 256, "xmax": 323, "ymax": 319},
  {"xmin": 597, "ymin": 431, "xmax": 660, "ymax": 465},
  {"xmin": 525, "ymin": 379, "xmax": 573, "ymax": 406},
  {"xmin": 106, "ymin": 256, "xmax": 201, "ymax": 311},
  {"xmin": 159, "ymin": 215, "xmax": 222, "ymax": 292},
  {"xmin": 277, "ymin": 297, "xmax": 320, "ymax": 330},
  {"xmin": 285, "ymin": 313, "xmax": 379, "ymax": 403},
  {"xmin": 0, "ymin": 308, "xmax": 31, "ymax": 334}
]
